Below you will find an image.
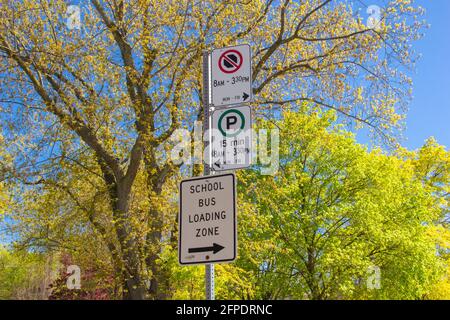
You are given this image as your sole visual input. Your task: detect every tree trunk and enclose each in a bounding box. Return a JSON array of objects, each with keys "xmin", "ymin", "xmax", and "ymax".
[
  {"xmin": 144, "ymin": 159, "xmax": 171, "ymax": 300},
  {"xmin": 123, "ymin": 277, "xmax": 146, "ymax": 300},
  {"xmin": 145, "ymin": 197, "xmax": 167, "ymax": 299},
  {"xmin": 306, "ymin": 246, "xmax": 323, "ymax": 300},
  {"xmin": 101, "ymin": 163, "xmax": 147, "ymax": 300},
  {"xmin": 115, "ymin": 185, "xmax": 147, "ymax": 300}
]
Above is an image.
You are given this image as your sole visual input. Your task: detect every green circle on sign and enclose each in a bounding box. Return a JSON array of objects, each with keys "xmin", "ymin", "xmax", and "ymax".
[{"xmin": 218, "ymin": 109, "xmax": 245, "ymax": 137}]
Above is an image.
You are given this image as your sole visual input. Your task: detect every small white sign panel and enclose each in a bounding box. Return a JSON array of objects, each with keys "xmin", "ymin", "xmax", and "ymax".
[
  {"xmin": 179, "ymin": 173, "xmax": 237, "ymax": 265},
  {"xmin": 211, "ymin": 44, "xmax": 252, "ymax": 107},
  {"xmin": 211, "ymin": 105, "xmax": 252, "ymax": 171}
]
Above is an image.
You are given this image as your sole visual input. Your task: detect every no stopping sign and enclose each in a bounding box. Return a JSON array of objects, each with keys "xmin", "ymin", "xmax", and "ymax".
[
  {"xmin": 211, "ymin": 44, "xmax": 252, "ymax": 107},
  {"xmin": 218, "ymin": 50, "xmax": 243, "ymax": 74}
]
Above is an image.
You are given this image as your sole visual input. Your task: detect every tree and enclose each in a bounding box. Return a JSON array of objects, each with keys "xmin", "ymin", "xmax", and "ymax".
[
  {"xmin": 403, "ymin": 138, "xmax": 450, "ymax": 299},
  {"xmin": 236, "ymin": 108, "xmax": 448, "ymax": 299},
  {"xmin": 0, "ymin": 246, "xmax": 54, "ymax": 299},
  {"xmin": 0, "ymin": 0, "xmax": 426, "ymax": 299}
]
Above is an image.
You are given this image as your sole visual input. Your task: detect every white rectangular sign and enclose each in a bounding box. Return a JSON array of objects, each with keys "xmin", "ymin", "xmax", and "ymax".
[
  {"xmin": 211, "ymin": 44, "xmax": 252, "ymax": 107},
  {"xmin": 179, "ymin": 173, "xmax": 237, "ymax": 265},
  {"xmin": 210, "ymin": 105, "xmax": 252, "ymax": 171}
]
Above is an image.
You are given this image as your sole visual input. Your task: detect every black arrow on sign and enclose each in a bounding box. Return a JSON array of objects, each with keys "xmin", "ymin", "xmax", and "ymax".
[
  {"xmin": 213, "ymin": 160, "xmax": 221, "ymax": 169},
  {"xmin": 188, "ymin": 243, "xmax": 225, "ymax": 254},
  {"xmin": 242, "ymin": 92, "xmax": 249, "ymax": 101}
]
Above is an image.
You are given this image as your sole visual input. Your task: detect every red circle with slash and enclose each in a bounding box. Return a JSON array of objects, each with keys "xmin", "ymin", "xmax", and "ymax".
[{"xmin": 218, "ymin": 49, "xmax": 243, "ymax": 74}]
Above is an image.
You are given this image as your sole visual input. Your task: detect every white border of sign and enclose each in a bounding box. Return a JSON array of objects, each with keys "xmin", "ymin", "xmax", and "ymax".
[{"xmin": 178, "ymin": 173, "xmax": 237, "ymax": 265}]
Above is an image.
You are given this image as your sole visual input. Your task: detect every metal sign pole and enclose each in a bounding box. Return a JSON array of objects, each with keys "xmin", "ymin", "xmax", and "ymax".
[{"xmin": 202, "ymin": 50, "xmax": 215, "ymax": 300}]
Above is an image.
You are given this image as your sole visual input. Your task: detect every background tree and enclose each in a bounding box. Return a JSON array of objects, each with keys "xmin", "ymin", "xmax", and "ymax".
[
  {"xmin": 0, "ymin": 245, "xmax": 55, "ymax": 299},
  {"xmin": 0, "ymin": 0, "xmax": 427, "ymax": 299},
  {"xmin": 235, "ymin": 108, "xmax": 448, "ymax": 299}
]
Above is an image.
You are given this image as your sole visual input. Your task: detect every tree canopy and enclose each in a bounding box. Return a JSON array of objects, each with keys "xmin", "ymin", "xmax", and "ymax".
[
  {"xmin": 0, "ymin": 0, "xmax": 448, "ymax": 300},
  {"xmin": 235, "ymin": 108, "xmax": 449, "ymax": 299}
]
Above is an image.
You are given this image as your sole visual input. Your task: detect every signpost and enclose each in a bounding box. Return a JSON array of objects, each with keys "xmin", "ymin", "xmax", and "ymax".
[
  {"xmin": 179, "ymin": 44, "xmax": 252, "ymax": 300},
  {"xmin": 211, "ymin": 44, "xmax": 252, "ymax": 107},
  {"xmin": 179, "ymin": 173, "xmax": 237, "ymax": 265},
  {"xmin": 202, "ymin": 51, "xmax": 215, "ymax": 300},
  {"xmin": 211, "ymin": 105, "xmax": 252, "ymax": 171}
]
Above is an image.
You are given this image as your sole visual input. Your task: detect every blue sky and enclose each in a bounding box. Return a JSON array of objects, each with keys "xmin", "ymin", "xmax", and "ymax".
[{"xmin": 403, "ymin": 0, "xmax": 450, "ymax": 150}]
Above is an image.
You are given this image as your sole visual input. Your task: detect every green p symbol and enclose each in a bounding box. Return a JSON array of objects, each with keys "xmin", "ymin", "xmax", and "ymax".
[{"xmin": 218, "ymin": 109, "xmax": 245, "ymax": 137}]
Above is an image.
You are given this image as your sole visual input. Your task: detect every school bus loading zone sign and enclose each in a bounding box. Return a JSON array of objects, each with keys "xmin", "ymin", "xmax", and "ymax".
[{"xmin": 178, "ymin": 173, "xmax": 237, "ymax": 265}]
